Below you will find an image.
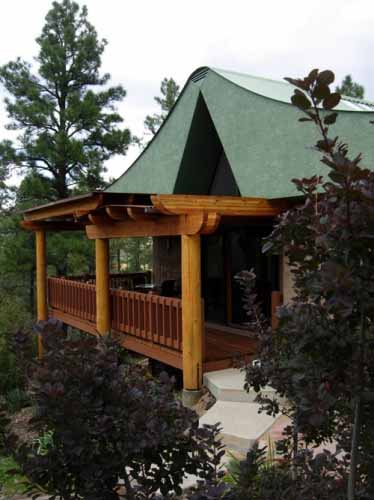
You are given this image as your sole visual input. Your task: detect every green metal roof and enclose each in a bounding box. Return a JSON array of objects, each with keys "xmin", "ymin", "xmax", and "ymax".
[
  {"xmin": 213, "ymin": 68, "xmax": 374, "ymax": 112},
  {"xmin": 107, "ymin": 67, "xmax": 374, "ymax": 199}
]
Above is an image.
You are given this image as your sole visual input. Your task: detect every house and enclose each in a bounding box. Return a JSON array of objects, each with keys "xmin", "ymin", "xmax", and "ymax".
[{"xmin": 22, "ymin": 66, "xmax": 374, "ymax": 405}]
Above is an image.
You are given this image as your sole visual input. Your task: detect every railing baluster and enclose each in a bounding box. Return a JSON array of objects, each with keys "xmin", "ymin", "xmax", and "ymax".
[
  {"xmin": 47, "ymin": 277, "xmax": 183, "ymax": 353},
  {"xmin": 169, "ymin": 299, "xmax": 173, "ymax": 348},
  {"xmin": 147, "ymin": 296, "xmax": 152, "ymax": 342},
  {"xmin": 160, "ymin": 297, "xmax": 165, "ymax": 346},
  {"xmin": 154, "ymin": 296, "xmax": 159, "ymax": 344}
]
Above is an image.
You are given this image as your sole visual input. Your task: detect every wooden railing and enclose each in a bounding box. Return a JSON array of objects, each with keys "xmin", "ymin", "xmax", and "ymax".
[
  {"xmin": 48, "ymin": 277, "xmax": 96, "ymax": 323},
  {"xmin": 111, "ymin": 289, "xmax": 182, "ymax": 351},
  {"xmin": 48, "ymin": 277, "xmax": 183, "ymax": 352},
  {"xmin": 65, "ymin": 271, "xmax": 151, "ymax": 290}
]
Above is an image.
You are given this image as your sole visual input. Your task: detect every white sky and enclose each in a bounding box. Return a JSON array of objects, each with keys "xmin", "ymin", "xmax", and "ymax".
[{"xmin": 1, "ymin": 0, "xmax": 374, "ymax": 184}]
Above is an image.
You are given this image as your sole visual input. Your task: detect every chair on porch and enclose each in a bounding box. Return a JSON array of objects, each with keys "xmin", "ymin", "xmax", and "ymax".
[{"xmin": 160, "ymin": 279, "xmax": 177, "ymax": 297}]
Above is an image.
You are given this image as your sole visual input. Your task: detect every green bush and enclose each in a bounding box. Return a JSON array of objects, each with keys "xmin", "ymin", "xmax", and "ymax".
[
  {"xmin": 0, "ymin": 295, "xmax": 33, "ymax": 397},
  {"xmin": 190, "ymin": 445, "xmax": 348, "ymax": 500},
  {"xmin": 5, "ymin": 388, "xmax": 31, "ymax": 414},
  {"xmin": 0, "ymin": 455, "xmax": 28, "ymax": 496}
]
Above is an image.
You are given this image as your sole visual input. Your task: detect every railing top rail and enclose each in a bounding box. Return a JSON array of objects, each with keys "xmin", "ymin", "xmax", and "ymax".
[
  {"xmin": 64, "ymin": 271, "xmax": 151, "ymax": 279},
  {"xmin": 111, "ymin": 287, "xmax": 181, "ymax": 307},
  {"xmin": 48, "ymin": 276, "xmax": 181, "ymax": 306},
  {"xmin": 48, "ymin": 276, "xmax": 96, "ymax": 290}
]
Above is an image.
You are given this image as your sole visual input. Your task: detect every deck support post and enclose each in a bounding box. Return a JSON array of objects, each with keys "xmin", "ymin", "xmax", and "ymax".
[
  {"xmin": 95, "ymin": 238, "xmax": 111, "ymax": 334},
  {"xmin": 181, "ymin": 234, "xmax": 203, "ymax": 406},
  {"xmin": 35, "ymin": 230, "xmax": 47, "ymax": 358}
]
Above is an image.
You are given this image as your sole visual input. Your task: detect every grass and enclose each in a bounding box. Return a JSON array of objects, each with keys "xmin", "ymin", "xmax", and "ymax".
[{"xmin": 0, "ymin": 454, "xmax": 27, "ymax": 497}]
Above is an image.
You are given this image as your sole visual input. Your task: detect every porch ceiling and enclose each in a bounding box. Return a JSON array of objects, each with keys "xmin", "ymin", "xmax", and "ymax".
[{"xmin": 22, "ymin": 192, "xmax": 291, "ymax": 237}]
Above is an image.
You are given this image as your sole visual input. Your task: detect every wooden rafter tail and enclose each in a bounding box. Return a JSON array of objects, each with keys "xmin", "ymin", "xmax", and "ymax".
[
  {"xmin": 73, "ymin": 209, "xmax": 91, "ymax": 219},
  {"xmin": 201, "ymin": 213, "xmax": 221, "ymax": 234},
  {"xmin": 150, "ymin": 195, "xmax": 176, "ymax": 215},
  {"xmin": 88, "ymin": 213, "xmax": 114, "ymax": 226},
  {"xmin": 127, "ymin": 207, "xmax": 156, "ymax": 221},
  {"xmin": 105, "ymin": 206, "xmax": 128, "ymax": 221}
]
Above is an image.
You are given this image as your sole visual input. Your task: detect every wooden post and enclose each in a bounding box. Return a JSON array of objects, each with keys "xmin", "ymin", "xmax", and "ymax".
[
  {"xmin": 271, "ymin": 291, "xmax": 283, "ymax": 330},
  {"xmin": 95, "ymin": 238, "xmax": 111, "ymax": 334},
  {"xmin": 35, "ymin": 230, "xmax": 47, "ymax": 358},
  {"xmin": 181, "ymin": 234, "xmax": 203, "ymax": 404}
]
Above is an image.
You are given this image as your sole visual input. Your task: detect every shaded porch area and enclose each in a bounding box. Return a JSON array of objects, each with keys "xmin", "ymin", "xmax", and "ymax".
[
  {"xmin": 48, "ymin": 276, "xmax": 257, "ymax": 372},
  {"xmin": 23, "ymin": 191, "xmax": 287, "ymax": 401}
]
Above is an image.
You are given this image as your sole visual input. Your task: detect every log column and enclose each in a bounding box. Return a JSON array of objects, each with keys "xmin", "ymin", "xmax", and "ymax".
[
  {"xmin": 35, "ymin": 230, "xmax": 47, "ymax": 358},
  {"xmin": 95, "ymin": 238, "xmax": 111, "ymax": 334},
  {"xmin": 181, "ymin": 234, "xmax": 203, "ymax": 406}
]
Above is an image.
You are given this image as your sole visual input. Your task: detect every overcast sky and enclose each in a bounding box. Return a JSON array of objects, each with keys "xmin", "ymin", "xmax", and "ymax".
[{"xmin": 1, "ymin": 0, "xmax": 374, "ymax": 183}]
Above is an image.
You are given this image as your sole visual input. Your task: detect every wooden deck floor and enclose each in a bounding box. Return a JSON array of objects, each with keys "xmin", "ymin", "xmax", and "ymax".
[
  {"xmin": 49, "ymin": 307, "xmax": 257, "ymax": 373},
  {"xmin": 204, "ymin": 326, "xmax": 257, "ymax": 372}
]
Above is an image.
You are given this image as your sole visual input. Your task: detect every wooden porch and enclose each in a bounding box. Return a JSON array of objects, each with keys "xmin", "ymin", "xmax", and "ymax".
[
  {"xmin": 48, "ymin": 276, "xmax": 257, "ymax": 372},
  {"xmin": 22, "ymin": 192, "xmax": 286, "ymax": 401}
]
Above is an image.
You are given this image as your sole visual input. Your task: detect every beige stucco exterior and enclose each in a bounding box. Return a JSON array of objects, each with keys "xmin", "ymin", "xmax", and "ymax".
[{"xmin": 281, "ymin": 253, "xmax": 296, "ymax": 304}]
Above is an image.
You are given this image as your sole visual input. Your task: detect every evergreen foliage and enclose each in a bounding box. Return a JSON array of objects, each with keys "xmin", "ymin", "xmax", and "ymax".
[
  {"xmin": 0, "ymin": 0, "xmax": 133, "ymax": 406},
  {"xmin": 0, "ymin": 0, "xmax": 131, "ymax": 199},
  {"xmin": 336, "ymin": 74, "xmax": 365, "ymax": 99},
  {"xmin": 144, "ymin": 77, "xmax": 180, "ymax": 138}
]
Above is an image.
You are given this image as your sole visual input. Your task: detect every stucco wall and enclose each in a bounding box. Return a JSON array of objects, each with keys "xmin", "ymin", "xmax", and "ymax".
[{"xmin": 282, "ymin": 253, "xmax": 296, "ymax": 304}]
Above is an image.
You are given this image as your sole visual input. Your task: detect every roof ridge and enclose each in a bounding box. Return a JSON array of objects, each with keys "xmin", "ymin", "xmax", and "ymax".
[
  {"xmin": 212, "ymin": 67, "xmax": 290, "ymax": 87},
  {"xmin": 340, "ymin": 93, "xmax": 374, "ymax": 106},
  {"xmin": 210, "ymin": 67, "xmax": 374, "ymax": 110}
]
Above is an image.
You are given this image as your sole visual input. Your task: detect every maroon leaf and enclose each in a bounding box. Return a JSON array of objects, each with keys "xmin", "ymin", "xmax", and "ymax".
[
  {"xmin": 307, "ymin": 68, "xmax": 319, "ymax": 82},
  {"xmin": 324, "ymin": 112, "xmax": 338, "ymax": 125},
  {"xmin": 313, "ymin": 84, "xmax": 330, "ymax": 101},
  {"xmin": 284, "ymin": 77, "xmax": 309, "ymax": 91},
  {"xmin": 291, "ymin": 92, "xmax": 311, "ymax": 110},
  {"xmin": 323, "ymin": 93, "xmax": 341, "ymax": 110},
  {"xmin": 317, "ymin": 70, "xmax": 335, "ymax": 85}
]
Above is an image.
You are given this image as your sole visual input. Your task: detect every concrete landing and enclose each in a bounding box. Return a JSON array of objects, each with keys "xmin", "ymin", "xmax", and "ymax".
[
  {"xmin": 201, "ymin": 368, "xmax": 283, "ymax": 451},
  {"xmin": 200, "ymin": 400, "xmax": 277, "ymax": 451},
  {"xmin": 203, "ymin": 368, "xmax": 279, "ymax": 403}
]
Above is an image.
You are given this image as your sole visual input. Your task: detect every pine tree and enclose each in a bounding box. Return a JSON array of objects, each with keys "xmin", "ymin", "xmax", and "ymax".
[
  {"xmin": 0, "ymin": 0, "xmax": 131, "ymax": 200},
  {"xmin": 336, "ymin": 74, "xmax": 365, "ymax": 99},
  {"xmin": 144, "ymin": 77, "xmax": 180, "ymax": 137}
]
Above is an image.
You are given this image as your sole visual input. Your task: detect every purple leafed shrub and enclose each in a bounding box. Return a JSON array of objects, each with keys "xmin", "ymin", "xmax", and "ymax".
[
  {"xmin": 241, "ymin": 69, "xmax": 374, "ymax": 500},
  {"xmin": 13, "ymin": 319, "xmax": 223, "ymax": 500}
]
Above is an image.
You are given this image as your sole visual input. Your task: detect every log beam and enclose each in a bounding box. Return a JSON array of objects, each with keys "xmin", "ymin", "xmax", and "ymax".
[
  {"xmin": 181, "ymin": 234, "xmax": 203, "ymax": 396},
  {"xmin": 152, "ymin": 194, "xmax": 288, "ymax": 216},
  {"xmin": 24, "ymin": 193, "xmax": 103, "ymax": 221},
  {"xmin": 95, "ymin": 239, "xmax": 111, "ymax": 335},
  {"xmin": 36, "ymin": 230, "xmax": 48, "ymax": 358},
  {"xmin": 85, "ymin": 213, "xmax": 215, "ymax": 239},
  {"xmin": 22, "ymin": 220, "xmax": 86, "ymax": 231}
]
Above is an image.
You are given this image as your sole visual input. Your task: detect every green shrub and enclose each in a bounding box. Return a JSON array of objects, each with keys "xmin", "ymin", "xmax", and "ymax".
[
  {"xmin": 5, "ymin": 388, "xmax": 30, "ymax": 414},
  {"xmin": 0, "ymin": 455, "xmax": 28, "ymax": 496},
  {"xmin": 190, "ymin": 445, "xmax": 348, "ymax": 500},
  {"xmin": 0, "ymin": 296, "xmax": 33, "ymax": 398}
]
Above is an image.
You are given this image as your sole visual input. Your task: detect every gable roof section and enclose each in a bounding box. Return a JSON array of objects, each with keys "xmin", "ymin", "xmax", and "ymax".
[{"xmin": 107, "ymin": 67, "xmax": 374, "ymax": 199}]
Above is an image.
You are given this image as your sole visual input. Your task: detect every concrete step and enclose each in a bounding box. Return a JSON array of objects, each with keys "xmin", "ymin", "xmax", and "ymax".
[
  {"xmin": 199, "ymin": 400, "xmax": 278, "ymax": 452},
  {"xmin": 203, "ymin": 368, "xmax": 279, "ymax": 403}
]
